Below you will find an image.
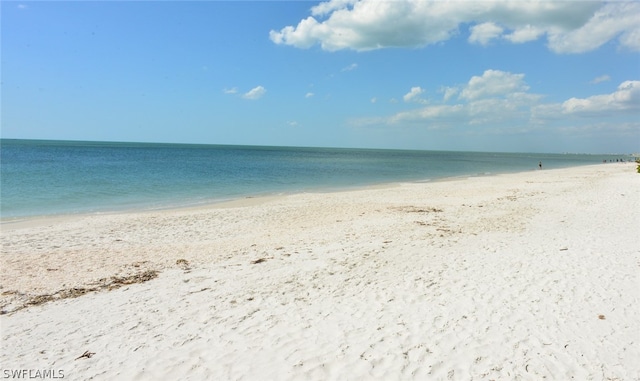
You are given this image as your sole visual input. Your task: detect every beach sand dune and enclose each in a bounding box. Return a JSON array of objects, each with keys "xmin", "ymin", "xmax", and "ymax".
[{"xmin": 1, "ymin": 164, "xmax": 639, "ymax": 380}]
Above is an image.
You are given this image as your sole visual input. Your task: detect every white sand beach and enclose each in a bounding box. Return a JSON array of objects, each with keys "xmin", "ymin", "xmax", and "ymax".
[{"xmin": 1, "ymin": 163, "xmax": 639, "ymax": 380}]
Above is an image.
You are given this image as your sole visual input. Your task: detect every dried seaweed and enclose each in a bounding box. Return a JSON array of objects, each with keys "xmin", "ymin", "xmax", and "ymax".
[
  {"xmin": 1, "ymin": 270, "xmax": 159, "ymax": 315},
  {"xmin": 391, "ymin": 206, "xmax": 444, "ymax": 213}
]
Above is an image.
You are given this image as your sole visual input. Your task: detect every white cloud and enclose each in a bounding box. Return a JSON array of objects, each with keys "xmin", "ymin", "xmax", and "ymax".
[
  {"xmin": 223, "ymin": 87, "xmax": 238, "ymax": 94},
  {"xmin": 370, "ymin": 97, "xmax": 377, "ymax": 103},
  {"xmin": 271, "ymin": 0, "xmax": 460, "ymax": 51},
  {"xmin": 389, "ymin": 104, "xmax": 465, "ymax": 125},
  {"xmin": 356, "ymin": 70, "xmax": 543, "ymax": 127},
  {"xmin": 469, "ymin": 22, "xmax": 503, "ymax": 45},
  {"xmin": 360, "ymin": 93, "xmax": 540, "ymax": 128},
  {"xmin": 383, "ymin": 92, "xmax": 542, "ymax": 127},
  {"xmin": 466, "ymin": 94, "xmax": 541, "ymax": 125},
  {"xmin": 591, "ymin": 75, "xmax": 611, "ymax": 84},
  {"xmin": 459, "ymin": 70, "xmax": 529, "ymax": 101},
  {"xmin": 243, "ymin": 86, "xmax": 266, "ymax": 100},
  {"xmin": 440, "ymin": 86, "xmax": 459, "ymax": 102},
  {"xmin": 270, "ymin": 0, "xmax": 639, "ymax": 53},
  {"xmin": 562, "ymin": 81, "xmax": 640, "ymax": 115},
  {"xmin": 403, "ymin": 86, "xmax": 425, "ymax": 103},
  {"xmin": 504, "ymin": 25, "xmax": 544, "ymax": 44},
  {"xmin": 546, "ymin": 3, "xmax": 640, "ymax": 53},
  {"xmin": 269, "ymin": 17, "xmax": 322, "ymax": 49},
  {"xmin": 619, "ymin": 23, "xmax": 640, "ymax": 51},
  {"xmin": 305, "ymin": 92, "xmax": 315, "ymax": 98},
  {"xmin": 351, "ymin": 71, "xmax": 639, "ymax": 149},
  {"xmin": 341, "ymin": 63, "xmax": 358, "ymax": 72},
  {"xmin": 311, "ymin": 0, "xmax": 358, "ymax": 17}
]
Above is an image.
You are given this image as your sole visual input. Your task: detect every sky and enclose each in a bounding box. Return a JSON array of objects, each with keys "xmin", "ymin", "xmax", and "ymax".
[{"xmin": 1, "ymin": 0, "xmax": 639, "ymax": 154}]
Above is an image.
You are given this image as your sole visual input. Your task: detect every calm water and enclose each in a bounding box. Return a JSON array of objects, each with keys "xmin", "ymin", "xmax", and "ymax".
[{"xmin": 0, "ymin": 139, "xmax": 630, "ymax": 219}]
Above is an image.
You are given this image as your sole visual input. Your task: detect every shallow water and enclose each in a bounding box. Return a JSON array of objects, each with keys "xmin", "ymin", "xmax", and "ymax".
[{"xmin": 0, "ymin": 139, "xmax": 630, "ymax": 218}]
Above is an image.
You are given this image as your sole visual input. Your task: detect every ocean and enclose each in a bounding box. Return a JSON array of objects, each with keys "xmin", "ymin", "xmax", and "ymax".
[{"xmin": 0, "ymin": 139, "xmax": 631, "ymax": 219}]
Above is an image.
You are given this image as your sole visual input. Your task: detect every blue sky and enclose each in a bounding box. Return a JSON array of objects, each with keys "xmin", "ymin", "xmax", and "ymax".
[{"xmin": 2, "ymin": 1, "xmax": 639, "ymax": 153}]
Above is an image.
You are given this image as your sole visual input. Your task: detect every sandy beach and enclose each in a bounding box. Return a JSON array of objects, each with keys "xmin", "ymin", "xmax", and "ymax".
[{"xmin": 1, "ymin": 163, "xmax": 639, "ymax": 380}]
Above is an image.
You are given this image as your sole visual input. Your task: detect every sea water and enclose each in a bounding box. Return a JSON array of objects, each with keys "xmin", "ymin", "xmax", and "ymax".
[{"xmin": 0, "ymin": 139, "xmax": 630, "ymax": 219}]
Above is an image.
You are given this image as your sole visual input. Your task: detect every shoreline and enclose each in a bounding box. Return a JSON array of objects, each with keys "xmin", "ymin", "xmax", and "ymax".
[
  {"xmin": 1, "ymin": 162, "xmax": 639, "ymax": 379},
  {"xmin": 0, "ymin": 161, "xmax": 617, "ymax": 230},
  {"xmin": 0, "ymin": 162, "xmax": 634, "ymax": 304}
]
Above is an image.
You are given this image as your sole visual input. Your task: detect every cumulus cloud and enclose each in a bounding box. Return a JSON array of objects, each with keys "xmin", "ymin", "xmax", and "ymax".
[
  {"xmin": 270, "ymin": 0, "xmax": 640, "ymax": 53},
  {"xmin": 531, "ymin": 81, "xmax": 640, "ymax": 125},
  {"xmin": 223, "ymin": 87, "xmax": 238, "ymax": 94},
  {"xmin": 352, "ymin": 70, "xmax": 543, "ymax": 129},
  {"xmin": 311, "ymin": 0, "xmax": 358, "ymax": 17},
  {"xmin": 546, "ymin": 2, "xmax": 640, "ymax": 53},
  {"xmin": 243, "ymin": 86, "xmax": 266, "ymax": 100},
  {"xmin": 354, "ymin": 69, "xmax": 544, "ymax": 128},
  {"xmin": 305, "ymin": 92, "xmax": 315, "ymax": 98},
  {"xmin": 469, "ymin": 23, "xmax": 504, "ymax": 45},
  {"xmin": 459, "ymin": 70, "xmax": 529, "ymax": 100},
  {"xmin": 440, "ymin": 86, "xmax": 459, "ymax": 102},
  {"xmin": 402, "ymin": 92, "xmax": 540, "ymax": 126},
  {"xmin": 403, "ymin": 86, "xmax": 425, "ymax": 103},
  {"xmin": 562, "ymin": 80, "xmax": 640, "ymax": 115},
  {"xmin": 351, "ymin": 69, "xmax": 638, "ymax": 137},
  {"xmin": 504, "ymin": 25, "xmax": 545, "ymax": 44}
]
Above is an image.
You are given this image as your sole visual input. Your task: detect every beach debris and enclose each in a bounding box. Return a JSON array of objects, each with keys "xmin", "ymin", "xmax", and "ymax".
[
  {"xmin": 176, "ymin": 259, "xmax": 191, "ymax": 271},
  {"xmin": 251, "ymin": 258, "xmax": 269, "ymax": 264},
  {"xmin": 560, "ymin": 247, "xmax": 569, "ymax": 251},
  {"xmin": 75, "ymin": 350, "xmax": 95, "ymax": 360},
  {"xmin": 393, "ymin": 206, "xmax": 443, "ymax": 213},
  {"xmin": 188, "ymin": 287, "xmax": 210, "ymax": 295},
  {"xmin": 598, "ymin": 314, "xmax": 606, "ymax": 320},
  {"xmin": 26, "ymin": 294, "xmax": 57, "ymax": 307},
  {"xmin": 1, "ymin": 269, "xmax": 159, "ymax": 315},
  {"xmin": 107, "ymin": 270, "xmax": 158, "ymax": 289}
]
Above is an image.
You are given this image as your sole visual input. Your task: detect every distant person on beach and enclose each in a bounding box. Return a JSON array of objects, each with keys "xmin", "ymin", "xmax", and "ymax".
[{"xmin": 539, "ymin": 161, "xmax": 542, "ymax": 169}]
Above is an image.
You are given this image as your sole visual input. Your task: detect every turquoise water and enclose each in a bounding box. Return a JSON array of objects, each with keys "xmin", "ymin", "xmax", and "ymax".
[{"xmin": 0, "ymin": 139, "xmax": 630, "ymax": 219}]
